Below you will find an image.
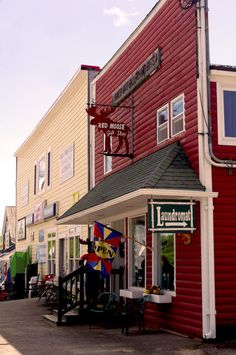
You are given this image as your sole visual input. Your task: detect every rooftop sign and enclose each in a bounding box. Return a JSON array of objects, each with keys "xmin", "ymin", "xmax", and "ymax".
[{"xmin": 112, "ymin": 48, "xmax": 161, "ymax": 106}]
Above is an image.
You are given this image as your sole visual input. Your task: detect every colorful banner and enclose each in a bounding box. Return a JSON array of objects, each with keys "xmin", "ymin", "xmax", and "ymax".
[{"xmin": 81, "ymin": 221, "xmax": 123, "ymax": 278}]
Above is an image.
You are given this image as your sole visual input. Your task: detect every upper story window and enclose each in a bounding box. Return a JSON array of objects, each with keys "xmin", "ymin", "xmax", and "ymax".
[
  {"xmin": 34, "ymin": 149, "xmax": 51, "ymax": 195},
  {"xmin": 213, "ymin": 71, "xmax": 236, "ymax": 146},
  {"xmin": 224, "ymin": 90, "xmax": 236, "ymax": 137},
  {"xmin": 157, "ymin": 94, "xmax": 185, "ymax": 145},
  {"xmin": 38, "ymin": 156, "xmax": 46, "ymax": 192},
  {"xmin": 157, "ymin": 105, "xmax": 169, "ymax": 144},
  {"xmin": 171, "ymin": 94, "xmax": 185, "ymax": 137}
]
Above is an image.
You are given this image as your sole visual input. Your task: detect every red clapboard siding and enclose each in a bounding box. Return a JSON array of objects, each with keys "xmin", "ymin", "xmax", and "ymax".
[
  {"xmin": 144, "ymin": 204, "xmax": 202, "ymax": 337},
  {"xmin": 212, "ymin": 163, "xmax": 236, "ymax": 325},
  {"xmin": 94, "ymin": 0, "xmax": 199, "ymax": 185},
  {"xmin": 94, "ymin": 0, "xmax": 201, "ymax": 337}
]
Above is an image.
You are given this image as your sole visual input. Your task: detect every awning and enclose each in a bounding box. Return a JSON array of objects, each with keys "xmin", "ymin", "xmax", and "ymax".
[
  {"xmin": 58, "ymin": 143, "xmax": 218, "ymax": 225},
  {"xmin": 10, "ymin": 250, "xmax": 30, "ymax": 278}
]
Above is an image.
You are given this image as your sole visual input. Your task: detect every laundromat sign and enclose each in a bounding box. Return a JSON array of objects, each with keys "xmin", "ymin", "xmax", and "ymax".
[{"xmin": 148, "ymin": 200, "xmax": 196, "ymax": 232}]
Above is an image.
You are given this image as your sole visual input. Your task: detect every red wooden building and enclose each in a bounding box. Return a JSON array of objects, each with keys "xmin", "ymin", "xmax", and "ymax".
[{"xmin": 59, "ymin": 0, "xmax": 236, "ymax": 339}]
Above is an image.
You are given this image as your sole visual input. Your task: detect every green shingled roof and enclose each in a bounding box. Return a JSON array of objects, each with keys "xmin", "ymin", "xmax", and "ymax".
[{"xmin": 58, "ymin": 142, "xmax": 205, "ymax": 220}]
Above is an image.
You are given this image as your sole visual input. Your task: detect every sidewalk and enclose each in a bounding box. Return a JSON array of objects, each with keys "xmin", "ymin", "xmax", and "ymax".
[{"xmin": 0, "ymin": 298, "xmax": 235, "ymax": 354}]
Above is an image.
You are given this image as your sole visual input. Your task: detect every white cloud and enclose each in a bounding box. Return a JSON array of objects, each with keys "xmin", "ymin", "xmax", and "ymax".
[{"xmin": 104, "ymin": 7, "xmax": 138, "ymax": 27}]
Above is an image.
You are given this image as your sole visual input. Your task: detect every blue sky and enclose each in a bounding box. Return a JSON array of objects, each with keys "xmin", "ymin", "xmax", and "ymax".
[{"xmin": 0, "ymin": 0, "xmax": 235, "ymax": 226}]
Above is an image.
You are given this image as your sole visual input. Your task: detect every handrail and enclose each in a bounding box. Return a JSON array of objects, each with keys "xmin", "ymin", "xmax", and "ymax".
[
  {"xmin": 57, "ymin": 265, "xmax": 124, "ymax": 324},
  {"xmin": 57, "ymin": 265, "xmax": 85, "ymax": 324}
]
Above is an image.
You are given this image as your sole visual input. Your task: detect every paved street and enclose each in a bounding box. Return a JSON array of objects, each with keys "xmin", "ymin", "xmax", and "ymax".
[{"xmin": 0, "ymin": 298, "xmax": 235, "ymax": 354}]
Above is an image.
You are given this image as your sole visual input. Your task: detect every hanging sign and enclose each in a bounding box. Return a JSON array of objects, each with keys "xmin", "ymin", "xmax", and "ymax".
[
  {"xmin": 86, "ymin": 105, "xmax": 130, "ymax": 155},
  {"xmin": 148, "ymin": 200, "xmax": 196, "ymax": 232}
]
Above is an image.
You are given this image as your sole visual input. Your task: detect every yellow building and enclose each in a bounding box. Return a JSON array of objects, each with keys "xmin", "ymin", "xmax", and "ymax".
[
  {"xmin": 0, "ymin": 206, "xmax": 16, "ymax": 283},
  {"xmin": 15, "ymin": 65, "xmax": 100, "ymax": 279}
]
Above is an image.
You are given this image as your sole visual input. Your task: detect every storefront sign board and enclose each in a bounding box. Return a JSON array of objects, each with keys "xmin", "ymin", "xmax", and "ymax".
[{"xmin": 148, "ymin": 200, "xmax": 196, "ymax": 232}]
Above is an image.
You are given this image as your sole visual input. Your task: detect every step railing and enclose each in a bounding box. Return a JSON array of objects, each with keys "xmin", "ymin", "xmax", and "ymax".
[
  {"xmin": 57, "ymin": 265, "xmax": 85, "ymax": 324},
  {"xmin": 57, "ymin": 266, "xmax": 124, "ymax": 325}
]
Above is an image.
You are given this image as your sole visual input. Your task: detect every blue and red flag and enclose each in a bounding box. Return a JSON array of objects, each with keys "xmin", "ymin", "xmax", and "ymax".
[{"xmin": 81, "ymin": 221, "xmax": 123, "ymax": 278}]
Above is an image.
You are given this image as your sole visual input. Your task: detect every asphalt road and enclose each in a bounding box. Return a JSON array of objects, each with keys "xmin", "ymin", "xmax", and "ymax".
[{"xmin": 0, "ymin": 298, "xmax": 235, "ymax": 354}]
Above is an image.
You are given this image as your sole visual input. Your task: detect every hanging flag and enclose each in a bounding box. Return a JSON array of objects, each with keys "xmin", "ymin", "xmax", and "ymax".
[{"xmin": 81, "ymin": 221, "xmax": 123, "ymax": 278}]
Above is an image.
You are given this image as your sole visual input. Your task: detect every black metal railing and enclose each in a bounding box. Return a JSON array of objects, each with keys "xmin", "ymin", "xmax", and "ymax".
[
  {"xmin": 57, "ymin": 266, "xmax": 124, "ymax": 325},
  {"xmin": 57, "ymin": 265, "xmax": 85, "ymax": 324}
]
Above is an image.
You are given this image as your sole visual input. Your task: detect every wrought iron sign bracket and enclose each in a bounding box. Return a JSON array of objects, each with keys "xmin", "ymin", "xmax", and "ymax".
[
  {"xmin": 87, "ymin": 97, "xmax": 135, "ymax": 159},
  {"xmin": 102, "ymin": 152, "xmax": 134, "ymax": 159}
]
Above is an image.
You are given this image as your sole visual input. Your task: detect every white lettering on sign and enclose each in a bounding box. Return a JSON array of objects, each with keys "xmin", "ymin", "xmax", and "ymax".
[
  {"xmin": 160, "ymin": 209, "xmax": 191, "ymax": 222},
  {"xmin": 156, "ymin": 206, "xmax": 164, "ymax": 227}
]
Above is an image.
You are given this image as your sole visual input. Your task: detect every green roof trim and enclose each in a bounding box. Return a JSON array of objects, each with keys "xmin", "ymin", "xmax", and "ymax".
[{"xmin": 58, "ymin": 143, "xmax": 205, "ymax": 221}]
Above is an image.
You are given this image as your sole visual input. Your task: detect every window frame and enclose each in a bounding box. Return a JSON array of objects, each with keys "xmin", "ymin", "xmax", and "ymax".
[
  {"xmin": 68, "ymin": 235, "xmax": 80, "ymax": 273},
  {"xmin": 38, "ymin": 153, "xmax": 46, "ymax": 193},
  {"xmin": 170, "ymin": 94, "xmax": 185, "ymax": 137},
  {"xmin": 152, "ymin": 232, "xmax": 176, "ymax": 296},
  {"xmin": 104, "ymin": 136, "xmax": 112, "ymax": 174},
  {"xmin": 217, "ymin": 81, "xmax": 236, "ymax": 145},
  {"xmin": 128, "ymin": 215, "xmax": 146, "ymax": 289},
  {"xmin": 47, "ymin": 229, "xmax": 57, "ymax": 275},
  {"xmin": 156, "ymin": 104, "xmax": 169, "ymax": 144}
]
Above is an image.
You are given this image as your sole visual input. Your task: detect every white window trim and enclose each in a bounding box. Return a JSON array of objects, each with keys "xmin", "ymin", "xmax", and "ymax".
[
  {"xmin": 46, "ymin": 228, "xmax": 57, "ymax": 275},
  {"xmin": 156, "ymin": 104, "xmax": 169, "ymax": 144},
  {"xmin": 152, "ymin": 232, "xmax": 176, "ymax": 296},
  {"xmin": 104, "ymin": 136, "xmax": 112, "ymax": 174},
  {"xmin": 216, "ymin": 81, "xmax": 236, "ymax": 146},
  {"xmin": 37, "ymin": 152, "xmax": 47, "ymax": 195},
  {"xmin": 128, "ymin": 215, "xmax": 146, "ymax": 289},
  {"xmin": 170, "ymin": 93, "xmax": 185, "ymax": 137},
  {"xmin": 68, "ymin": 235, "xmax": 80, "ymax": 273}
]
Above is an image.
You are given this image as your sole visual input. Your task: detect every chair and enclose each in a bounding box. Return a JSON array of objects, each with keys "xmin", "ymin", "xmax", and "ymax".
[
  {"xmin": 38, "ymin": 274, "xmax": 57, "ymax": 304},
  {"xmin": 121, "ymin": 297, "xmax": 146, "ymax": 335},
  {"xmin": 28, "ymin": 275, "xmax": 40, "ymax": 298},
  {"xmin": 89, "ymin": 292, "xmax": 119, "ymax": 328}
]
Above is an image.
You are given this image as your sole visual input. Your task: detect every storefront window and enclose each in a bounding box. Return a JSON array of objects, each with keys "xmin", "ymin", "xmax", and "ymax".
[
  {"xmin": 68, "ymin": 236, "xmax": 80, "ymax": 273},
  {"xmin": 130, "ymin": 216, "xmax": 146, "ymax": 287},
  {"xmin": 47, "ymin": 239, "xmax": 56, "ymax": 275},
  {"xmin": 158, "ymin": 233, "xmax": 175, "ymax": 291}
]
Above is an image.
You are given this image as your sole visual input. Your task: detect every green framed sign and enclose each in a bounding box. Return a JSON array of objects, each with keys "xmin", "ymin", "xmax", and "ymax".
[{"xmin": 148, "ymin": 200, "xmax": 196, "ymax": 232}]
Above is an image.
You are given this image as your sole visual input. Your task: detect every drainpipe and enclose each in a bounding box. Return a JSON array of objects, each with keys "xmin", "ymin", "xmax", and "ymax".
[
  {"xmin": 200, "ymin": 197, "xmax": 216, "ymax": 339},
  {"xmin": 198, "ymin": 0, "xmax": 216, "ymax": 339}
]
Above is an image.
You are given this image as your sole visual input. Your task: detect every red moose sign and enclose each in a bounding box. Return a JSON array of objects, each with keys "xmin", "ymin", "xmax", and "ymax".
[{"xmin": 86, "ymin": 105, "xmax": 130, "ymax": 155}]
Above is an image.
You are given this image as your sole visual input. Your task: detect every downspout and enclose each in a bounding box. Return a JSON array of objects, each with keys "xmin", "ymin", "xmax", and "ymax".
[
  {"xmin": 198, "ymin": 0, "xmax": 216, "ymax": 339},
  {"xmin": 87, "ymin": 70, "xmax": 92, "ymax": 193},
  {"xmin": 203, "ymin": 0, "xmax": 236, "ymax": 168}
]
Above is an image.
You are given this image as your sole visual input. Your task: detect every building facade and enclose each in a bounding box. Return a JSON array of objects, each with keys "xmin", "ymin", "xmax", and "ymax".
[
  {"xmin": 58, "ymin": 0, "xmax": 236, "ymax": 339},
  {"xmin": 0, "ymin": 206, "xmax": 16, "ymax": 284},
  {"xmin": 15, "ymin": 65, "xmax": 99, "ymax": 279}
]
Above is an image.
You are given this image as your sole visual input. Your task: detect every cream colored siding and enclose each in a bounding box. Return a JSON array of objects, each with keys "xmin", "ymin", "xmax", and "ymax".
[{"xmin": 15, "ymin": 69, "xmax": 92, "ymax": 276}]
